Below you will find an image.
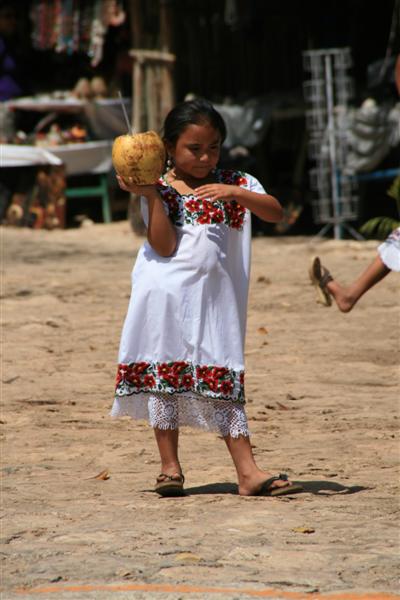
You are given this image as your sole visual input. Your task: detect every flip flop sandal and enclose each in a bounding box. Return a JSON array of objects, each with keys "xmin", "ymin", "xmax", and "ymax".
[
  {"xmin": 257, "ymin": 473, "xmax": 304, "ymax": 497},
  {"xmin": 309, "ymin": 256, "xmax": 333, "ymax": 307},
  {"xmin": 155, "ymin": 472, "xmax": 185, "ymax": 497}
]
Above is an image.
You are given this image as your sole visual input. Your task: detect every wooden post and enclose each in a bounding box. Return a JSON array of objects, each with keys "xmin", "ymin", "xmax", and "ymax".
[
  {"xmin": 161, "ymin": 63, "xmax": 175, "ymax": 123},
  {"xmin": 129, "ymin": 49, "xmax": 176, "ymax": 132},
  {"xmin": 127, "ymin": 1, "xmax": 176, "ymax": 235},
  {"xmin": 159, "ymin": 0, "xmax": 175, "ymax": 122},
  {"xmin": 146, "ymin": 63, "xmax": 157, "ymax": 131},
  {"xmin": 132, "ymin": 57, "xmax": 144, "ymax": 133},
  {"xmin": 128, "ymin": 0, "xmax": 143, "ymax": 51},
  {"xmin": 128, "ymin": 0, "xmax": 143, "ymax": 132}
]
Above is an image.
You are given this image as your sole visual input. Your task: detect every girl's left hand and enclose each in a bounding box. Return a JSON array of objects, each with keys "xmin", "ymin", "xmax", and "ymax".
[{"xmin": 194, "ymin": 184, "xmax": 237, "ymax": 202}]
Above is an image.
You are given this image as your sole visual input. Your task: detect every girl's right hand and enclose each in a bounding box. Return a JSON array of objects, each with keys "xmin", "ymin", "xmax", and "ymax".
[{"xmin": 116, "ymin": 175, "xmax": 158, "ymax": 198}]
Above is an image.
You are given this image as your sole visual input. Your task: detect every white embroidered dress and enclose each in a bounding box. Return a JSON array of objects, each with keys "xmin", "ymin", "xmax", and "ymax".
[
  {"xmin": 111, "ymin": 169, "xmax": 266, "ymax": 437},
  {"xmin": 378, "ymin": 227, "xmax": 400, "ymax": 272}
]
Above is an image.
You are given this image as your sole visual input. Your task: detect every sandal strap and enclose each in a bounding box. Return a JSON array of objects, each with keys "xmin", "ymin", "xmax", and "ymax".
[
  {"xmin": 157, "ymin": 472, "xmax": 185, "ymax": 484},
  {"xmin": 261, "ymin": 472, "xmax": 288, "ymax": 491},
  {"xmin": 319, "ymin": 267, "xmax": 333, "ymax": 288}
]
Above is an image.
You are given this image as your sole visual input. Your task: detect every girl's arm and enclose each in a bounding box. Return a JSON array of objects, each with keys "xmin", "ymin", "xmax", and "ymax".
[
  {"xmin": 117, "ymin": 176, "xmax": 177, "ymax": 257},
  {"xmin": 194, "ymin": 183, "xmax": 283, "ymax": 223}
]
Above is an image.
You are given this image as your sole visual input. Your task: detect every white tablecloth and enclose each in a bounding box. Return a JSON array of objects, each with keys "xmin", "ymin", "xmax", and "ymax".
[
  {"xmin": 49, "ymin": 141, "xmax": 113, "ymax": 175},
  {"xmin": 6, "ymin": 96, "xmax": 132, "ymax": 139},
  {"xmin": 1, "ymin": 141, "xmax": 113, "ymax": 175},
  {"xmin": 6, "ymin": 96, "xmax": 84, "ymax": 113},
  {"xmin": 0, "ymin": 144, "xmax": 63, "ymax": 167}
]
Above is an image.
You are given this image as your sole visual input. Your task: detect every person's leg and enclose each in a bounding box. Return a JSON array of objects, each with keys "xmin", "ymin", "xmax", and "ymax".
[
  {"xmin": 327, "ymin": 255, "xmax": 390, "ymax": 313},
  {"xmin": 153, "ymin": 426, "xmax": 184, "ymax": 496},
  {"xmin": 149, "ymin": 393, "xmax": 182, "ymax": 476},
  {"xmin": 223, "ymin": 434, "xmax": 293, "ymax": 496},
  {"xmin": 153, "ymin": 427, "xmax": 182, "ymax": 476}
]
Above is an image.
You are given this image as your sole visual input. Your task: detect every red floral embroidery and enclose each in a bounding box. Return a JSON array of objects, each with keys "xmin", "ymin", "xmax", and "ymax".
[
  {"xmin": 172, "ymin": 361, "xmax": 188, "ymax": 374},
  {"xmin": 186, "ymin": 199, "xmax": 200, "ymax": 212},
  {"xmin": 133, "ymin": 362, "xmax": 150, "ymax": 374},
  {"xmin": 165, "ymin": 374, "xmax": 179, "ymax": 388},
  {"xmin": 202, "ymin": 200, "xmax": 213, "ymax": 212},
  {"xmin": 210, "ymin": 208, "xmax": 224, "ymax": 223},
  {"xmin": 219, "ymin": 380, "xmax": 233, "ymax": 395},
  {"xmin": 198, "ymin": 212, "xmax": 211, "ymax": 225},
  {"xmin": 196, "ymin": 366, "xmax": 210, "ymax": 378},
  {"xmin": 144, "ymin": 374, "xmax": 156, "ymax": 387},
  {"xmin": 205, "ymin": 378, "xmax": 218, "ymax": 392},
  {"xmin": 157, "ymin": 170, "xmax": 248, "ymax": 230},
  {"xmin": 116, "ymin": 360, "xmax": 245, "ymax": 402},
  {"xmin": 182, "ymin": 374, "xmax": 194, "ymax": 388},
  {"xmin": 231, "ymin": 217, "xmax": 243, "ymax": 229},
  {"xmin": 158, "ymin": 363, "xmax": 171, "ymax": 376},
  {"xmin": 213, "ymin": 367, "xmax": 229, "ymax": 378},
  {"xmin": 129, "ymin": 374, "xmax": 142, "ymax": 387}
]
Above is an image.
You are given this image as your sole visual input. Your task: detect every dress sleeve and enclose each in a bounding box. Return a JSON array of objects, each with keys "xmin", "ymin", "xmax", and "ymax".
[
  {"xmin": 140, "ymin": 197, "xmax": 149, "ymax": 227},
  {"xmin": 243, "ymin": 172, "xmax": 267, "ymax": 195},
  {"xmin": 377, "ymin": 226, "xmax": 400, "ymax": 272},
  {"xmin": 140, "ymin": 188, "xmax": 170, "ymax": 227}
]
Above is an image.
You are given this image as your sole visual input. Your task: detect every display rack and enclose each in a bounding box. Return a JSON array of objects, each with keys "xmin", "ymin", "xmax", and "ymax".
[{"xmin": 303, "ymin": 47, "xmax": 363, "ymax": 240}]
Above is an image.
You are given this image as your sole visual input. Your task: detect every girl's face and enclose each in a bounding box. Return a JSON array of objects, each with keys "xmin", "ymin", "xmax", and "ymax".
[{"xmin": 168, "ymin": 122, "xmax": 221, "ymax": 180}]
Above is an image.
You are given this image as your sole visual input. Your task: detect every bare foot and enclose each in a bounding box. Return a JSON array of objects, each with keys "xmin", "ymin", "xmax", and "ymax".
[
  {"xmin": 158, "ymin": 461, "xmax": 183, "ymax": 479},
  {"xmin": 326, "ymin": 280, "xmax": 355, "ymax": 313},
  {"xmin": 238, "ymin": 470, "xmax": 293, "ymax": 496}
]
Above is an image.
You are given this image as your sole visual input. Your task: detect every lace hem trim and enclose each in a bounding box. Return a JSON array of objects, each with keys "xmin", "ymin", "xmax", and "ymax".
[{"xmin": 110, "ymin": 392, "xmax": 250, "ymax": 438}]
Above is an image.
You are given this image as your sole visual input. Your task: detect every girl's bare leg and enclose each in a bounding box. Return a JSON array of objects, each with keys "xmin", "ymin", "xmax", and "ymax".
[
  {"xmin": 224, "ymin": 434, "xmax": 292, "ymax": 496},
  {"xmin": 153, "ymin": 428, "xmax": 182, "ymax": 476},
  {"xmin": 326, "ymin": 256, "xmax": 390, "ymax": 313}
]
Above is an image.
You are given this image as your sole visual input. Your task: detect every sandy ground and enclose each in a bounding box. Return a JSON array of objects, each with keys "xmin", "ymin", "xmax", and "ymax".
[{"xmin": 1, "ymin": 221, "xmax": 399, "ymax": 600}]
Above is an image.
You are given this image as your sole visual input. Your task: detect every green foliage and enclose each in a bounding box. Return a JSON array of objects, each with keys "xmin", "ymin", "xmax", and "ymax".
[
  {"xmin": 360, "ymin": 216, "xmax": 400, "ymax": 239},
  {"xmin": 359, "ymin": 176, "xmax": 400, "ymax": 240},
  {"xmin": 387, "ymin": 176, "xmax": 400, "ymax": 206}
]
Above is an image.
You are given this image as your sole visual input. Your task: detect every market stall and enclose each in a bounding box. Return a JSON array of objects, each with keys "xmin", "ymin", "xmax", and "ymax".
[
  {"xmin": 0, "ymin": 0, "xmax": 131, "ymax": 228},
  {"xmin": 1, "ymin": 0, "xmax": 397, "ymax": 234}
]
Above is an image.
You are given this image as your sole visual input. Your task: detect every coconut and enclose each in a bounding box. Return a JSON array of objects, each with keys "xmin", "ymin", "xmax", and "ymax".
[{"xmin": 112, "ymin": 131, "xmax": 166, "ymax": 184}]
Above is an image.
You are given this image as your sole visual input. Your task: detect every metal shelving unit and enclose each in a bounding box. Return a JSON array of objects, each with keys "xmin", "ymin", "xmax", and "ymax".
[{"xmin": 303, "ymin": 47, "xmax": 363, "ymax": 240}]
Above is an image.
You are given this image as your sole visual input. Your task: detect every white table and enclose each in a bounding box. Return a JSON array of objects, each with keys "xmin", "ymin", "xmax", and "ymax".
[
  {"xmin": 0, "ymin": 144, "xmax": 63, "ymax": 167},
  {"xmin": 1, "ymin": 141, "xmax": 114, "ymax": 223},
  {"xmin": 6, "ymin": 96, "xmax": 132, "ymax": 139},
  {"xmin": 1, "ymin": 141, "xmax": 113, "ymax": 175}
]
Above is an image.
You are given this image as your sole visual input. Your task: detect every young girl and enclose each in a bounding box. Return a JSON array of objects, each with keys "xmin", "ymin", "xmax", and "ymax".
[{"xmin": 112, "ymin": 98, "xmax": 302, "ymax": 498}]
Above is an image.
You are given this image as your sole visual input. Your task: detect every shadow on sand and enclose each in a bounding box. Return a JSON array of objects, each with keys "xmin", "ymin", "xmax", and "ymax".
[
  {"xmin": 181, "ymin": 480, "xmax": 369, "ymax": 496},
  {"xmin": 143, "ymin": 480, "xmax": 369, "ymax": 497}
]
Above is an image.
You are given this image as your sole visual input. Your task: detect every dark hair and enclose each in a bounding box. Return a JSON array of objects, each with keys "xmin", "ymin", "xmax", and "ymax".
[{"xmin": 163, "ymin": 98, "xmax": 227, "ymax": 146}]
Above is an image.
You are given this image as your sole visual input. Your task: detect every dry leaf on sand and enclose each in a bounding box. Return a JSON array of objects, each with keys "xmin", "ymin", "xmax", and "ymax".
[
  {"xmin": 292, "ymin": 526, "xmax": 315, "ymax": 534},
  {"xmin": 257, "ymin": 326, "xmax": 269, "ymax": 335},
  {"xmin": 91, "ymin": 469, "xmax": 110, "ymax": 480}
]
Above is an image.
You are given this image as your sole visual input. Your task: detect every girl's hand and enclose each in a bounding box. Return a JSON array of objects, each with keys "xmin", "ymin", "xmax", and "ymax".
[
  {"xmin": 116, "ymin": 175, "xmax": 158, "ymax": 198},
  {"xmin": 194, "ymin": 183, "xmax": 237, "ymax": 202},
  {"xmin": 196, "ymin": 181, "xmax": 284, "ymax": 223}
]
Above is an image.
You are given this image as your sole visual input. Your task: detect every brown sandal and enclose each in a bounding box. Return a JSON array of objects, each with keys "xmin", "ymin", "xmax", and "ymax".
[
  {"xmin": 257, "ymin": 473, "xmax": 304, "ymax": 497},
  {"xmin": 155, "ymin": 472, "xmax": 185, "ymax": 497},
  {"xmin": 309, "ymin": 256, "xmax": 333, "ymax": 307}
]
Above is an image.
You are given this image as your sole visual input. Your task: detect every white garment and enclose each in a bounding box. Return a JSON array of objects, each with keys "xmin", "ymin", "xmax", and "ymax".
[
  {"xmin": 114, "ymin": 393, "xmax": 250, "ymax": 438},
  {"xmin": 378, "ymin": 227, "xmax": 400, "ymax": 272},
  {"xmin": 111, "ymin": 169, "xmax": 266, "ymax": 437}
]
